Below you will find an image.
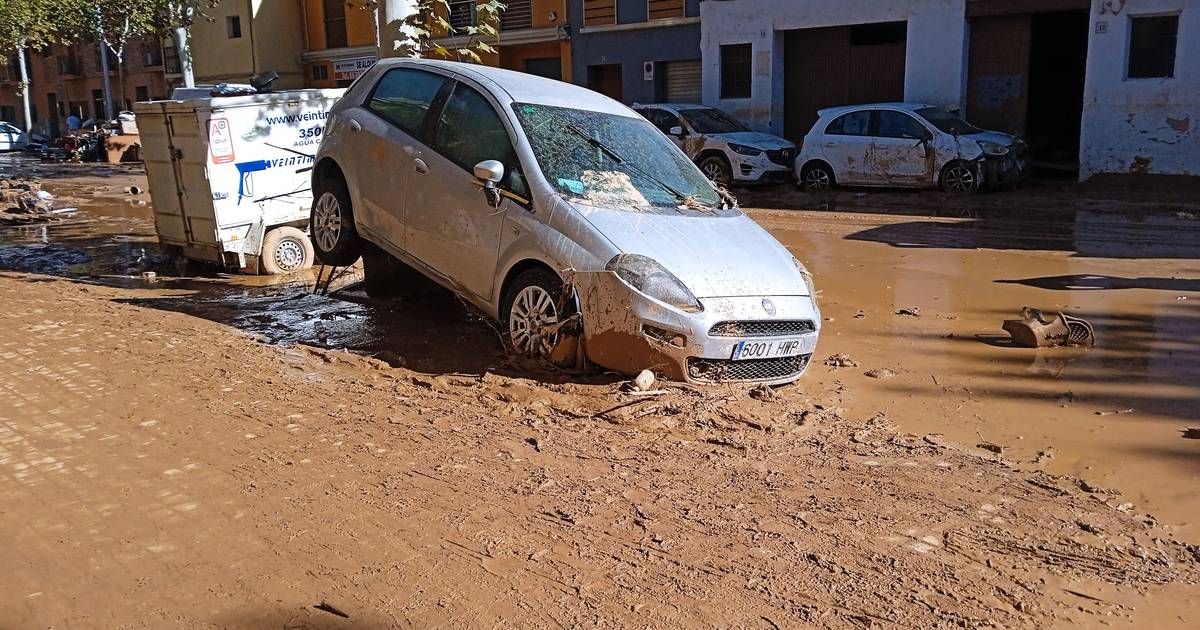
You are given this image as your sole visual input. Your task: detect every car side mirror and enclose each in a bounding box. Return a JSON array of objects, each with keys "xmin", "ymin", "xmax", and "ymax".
[
  {"xmin": 474, "ymin": 160, "xmax": 505, "ymax": 208},
  {"xmin": 668, "ymin": 125, "xmax": 685, "ymax": 137}
]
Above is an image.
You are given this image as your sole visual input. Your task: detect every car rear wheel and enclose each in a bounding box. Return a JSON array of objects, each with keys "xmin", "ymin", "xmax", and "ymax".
[
  {"xmin": 698, "ymin": 154, "xmax": 733, "ymax": 187},
  {"xmin": 502, "ymin": 268, "xmax": 567, "ymax": 358},
  {"xmin": 801, "ymin": 162, "xmax": 835, "ymax": 191},
  {"xmin": 260, "ymin": 226, "xmax": 314, "ymax": 275},
  {"xmin": 311, "ymin": 176, "xmax": 363, "ymax": 266},
  {"xmin": 940, "ymin": 161, "xmax": 980, "ymax": 194}
]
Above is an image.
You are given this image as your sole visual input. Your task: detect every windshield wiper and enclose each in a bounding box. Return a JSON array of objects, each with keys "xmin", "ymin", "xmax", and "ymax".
[{"xmin": 564, "ymin": 123, "xmax": 698, "ymax": 208}]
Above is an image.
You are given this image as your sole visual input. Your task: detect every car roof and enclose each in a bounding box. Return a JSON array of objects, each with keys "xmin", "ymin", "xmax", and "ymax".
[
  {"xmin": 374, "ymin": 58, "xmax": 637, "ymax": 118},
  {"xmin": 816, "ymin": 102, "xmax": 938, "ymax": 118},
  {"xmin": 632, "ymin": 103, "xmax": 711, "ymax": 114}
]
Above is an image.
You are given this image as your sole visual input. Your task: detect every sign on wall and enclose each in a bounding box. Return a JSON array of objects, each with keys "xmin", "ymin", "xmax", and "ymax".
[{"xmin": 333, "ymin": 57, "xmax": 377, "ymax": 81}]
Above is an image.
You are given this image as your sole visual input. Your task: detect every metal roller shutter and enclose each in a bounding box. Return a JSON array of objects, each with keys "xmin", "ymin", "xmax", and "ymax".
[{"xmin": 665, "ymin": 60, "xmax": 702, "ymax": 103}]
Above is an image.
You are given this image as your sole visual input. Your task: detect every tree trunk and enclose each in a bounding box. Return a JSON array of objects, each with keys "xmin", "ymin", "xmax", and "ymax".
[
  {"xmin": 116, "ymin": 49, "xmax": 126, "ymax": 112},
  {"xmin": 16, "ymin": 46, "xmax": 32, "ymax": 133},
  {"xmin": 99, "ymin": 44, "xmax": 114, "ymax": 120},
  {"xmin": 170, "ymin": 1, "xmax": 195, "ymax": 88}
]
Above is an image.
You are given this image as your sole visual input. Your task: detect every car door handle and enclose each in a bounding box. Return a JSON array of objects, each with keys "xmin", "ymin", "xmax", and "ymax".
[
  {"xmin": 413, "ymin": 158, "xmax": 429, "ymax": 174},
  {"xmin": 348, "ymin": 119, "xmax": 362, "ymax": 132},
  {"xmin": 823, "ymin": 142, "xmax": 837, "ymax": 148}
]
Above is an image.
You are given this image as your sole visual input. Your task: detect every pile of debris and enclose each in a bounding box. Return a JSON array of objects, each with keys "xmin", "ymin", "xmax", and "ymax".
[{"xmin": 0, "ymin": 179, "xmax": 75, "ymax": 225}]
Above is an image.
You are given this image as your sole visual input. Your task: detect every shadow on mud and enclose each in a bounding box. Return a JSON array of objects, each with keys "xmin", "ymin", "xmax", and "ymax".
[
  {"xmin": 846, "ymin": 211, "xmax": 1200, "ymax": 259},
  {"xmin": 996, "ymin": 274, "xmax": 1200, "ymax": 292}
]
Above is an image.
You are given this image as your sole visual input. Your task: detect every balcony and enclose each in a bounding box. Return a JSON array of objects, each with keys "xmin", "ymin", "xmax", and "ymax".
[{"xmin": 501, "ymin": 0, "xmax": 533, "ymax": 31}]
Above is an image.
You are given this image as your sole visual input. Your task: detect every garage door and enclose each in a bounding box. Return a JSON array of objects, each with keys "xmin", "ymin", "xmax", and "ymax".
[
  {"xmin": 665, "ymin": 60, "xmax": 702, "ymax": 103},
  {"xmin": 782, "ymin": 22, "xmax": 907, "ymax": 142}
]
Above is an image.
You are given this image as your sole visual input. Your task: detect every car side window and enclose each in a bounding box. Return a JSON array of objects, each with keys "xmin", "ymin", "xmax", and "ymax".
[
  {"xmin": 366, "ymin": 68, "xmax": 448, "ymax": 136},
  {"xmin": 826, "ymin": 111, "xmax": 871, "ymax": 136},
  {"xmin": 431, "ymin": 82, "xmax": 529, "ymax": 200},
  {"xmin": 876, "ymin": 111, "xmax": 930, "ymax": 140},
  {"xmin": 642, "ymin": 109, "xmax": 678, "ymax": 134}
]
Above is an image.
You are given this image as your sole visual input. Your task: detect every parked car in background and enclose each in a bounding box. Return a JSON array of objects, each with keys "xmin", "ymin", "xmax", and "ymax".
[
  {"xmin": 0, "ymin": 122, "xmax": 28, "ymax": 151},
  {"xmin": 311, "ymin": 60, "xmax": 821, "ymax": 385},
  {"xmin": 633, "ymin": 104, "xmax": 797, "ymax": 186},
  {"xmin": 795, "ymin": 103, "xmax": 1027, "ymax": 193}
]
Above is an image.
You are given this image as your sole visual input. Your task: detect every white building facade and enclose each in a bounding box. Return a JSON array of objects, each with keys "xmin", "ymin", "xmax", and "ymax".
[
  {"xmin": 1080, "ymin": 0, "xmax": 1198, "ymax": 178},
  {"xmin": 699, "ymin": 0, "xmax": 1197, "ymax": 179}
]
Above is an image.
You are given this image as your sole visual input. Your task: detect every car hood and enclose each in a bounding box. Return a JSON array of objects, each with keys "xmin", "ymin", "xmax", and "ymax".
[
  {"xmin": 709, "ymin": 131, "xmax": 795, "ymax": 150},
  {"xmin": 574, "ymin": 204, "xmax": 809, "ymax": 298},
  {"xmin": 965, "ymin": 130, "xmax": 1021, "ymax": 147}
]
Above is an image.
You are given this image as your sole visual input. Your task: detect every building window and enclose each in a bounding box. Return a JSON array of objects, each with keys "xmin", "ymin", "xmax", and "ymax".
[
  {"xmin": 583, "ymin": 0, "xmax": 616, "ymax": 27},
  {"xmin": 447, "ymin": 0, "xmax": 476, "ymax": 33},
  {"xmin": 323, "ymin": 0, "xmax": 348, "ymax": 49},
  {"xmin": 647, "ymin": 0, "xmax": 684, "ymax": 21},
  {"xmin": 720, "ymin": 43, "xmax": 752, "ymax": 99},
  {"xmin": 142, "ymin": 38, "xmax": 162, "ymax": 66},
  {"xmin": 312, "ymin": 64, "xmax": 329, "ymax": 81},
  {"xmin": 227, "ymin": 16, "xmax": 243, "ymax": 39},
  {"xmin": 0, "ymin": 106, "xmax": 15, "ymax": 122},
  {"xmin": 135, "ymin": 85, "xmax": 149, "ymax": 102},
  {"xmin": 1128, "ymin": 15, "xmax": 1178, "ymax": 78}
]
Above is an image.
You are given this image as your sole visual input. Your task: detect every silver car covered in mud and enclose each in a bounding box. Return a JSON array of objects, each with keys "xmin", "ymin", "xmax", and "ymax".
[{"xmin": 310, "ymin": 59, "xmax": 820, "ymax": 384}]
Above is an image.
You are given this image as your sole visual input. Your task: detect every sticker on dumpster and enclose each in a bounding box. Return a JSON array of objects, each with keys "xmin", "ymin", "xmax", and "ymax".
[{"xmin": 208, "ymin": 118, "xmax": 235, "ymax": 164}]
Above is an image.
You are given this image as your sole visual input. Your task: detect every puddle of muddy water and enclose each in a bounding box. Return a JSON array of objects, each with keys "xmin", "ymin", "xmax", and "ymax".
[{"xmin": 756, "ymin": 208, "xmax": 1200, "ymax": 536}]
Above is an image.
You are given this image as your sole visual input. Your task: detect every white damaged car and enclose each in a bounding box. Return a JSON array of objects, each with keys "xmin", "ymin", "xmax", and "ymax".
[
  {"xmin": 795, "ymin": 103, "xmax": 1027, "ymax": 193},
  {"xmin": 634, "ymin": 104, "xmax": 797, "ymax": 186},
  {"xmin": 311, "ymin": 60, "xmax": 820, "ymax": 385}
]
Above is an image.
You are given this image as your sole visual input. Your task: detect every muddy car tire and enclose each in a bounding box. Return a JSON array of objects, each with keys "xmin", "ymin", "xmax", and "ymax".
[
  {"xmin": 940, "ymin": 161, "xmax": 980, "ymax": 194},
  {"xmin": 502, "ymin": 268, "xmax": 572, "ymax": 358},
  {"xmin": 801, "ymin": 162, "xmax": 836, "ymax": 191},
  {"xmin": 311, "ymin": 177, "xmax": 362, "ymax": 266},
  {"xmin": 698, "ymin": 155, "xmax": 733, "ymax": 187},
  {"xmin": 260, "ymin": 226, "xmax": 314, "ymax": 275}
]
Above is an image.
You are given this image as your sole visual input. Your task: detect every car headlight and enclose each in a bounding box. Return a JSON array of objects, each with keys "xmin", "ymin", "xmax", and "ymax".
[
  {"xmin": 977, "ymin": 140, "xmax": 1010, "ymax": 156},
  {"xmin": 728, "ymin": 143, "xmax": 762, "ymax": 156},
  {"xmin": 606, "ymin": 254, "xmax": 703, "ymax": 313},
  {"xmin": 793, "ymin": 257, "xmax": 816, "ymax": 296}
]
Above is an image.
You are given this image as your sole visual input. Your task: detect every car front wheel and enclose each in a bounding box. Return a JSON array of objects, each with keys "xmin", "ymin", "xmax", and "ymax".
[
  {"xmin": 502, "ymin": 268, "xmax": 567, "ymax": 358},
  {"xmin": 698, "ymin": 154, "xmax": 733, "ymax": 187},
  {"xmin": 940, "ymin": 161, "xmax": 980, "ymax": 194}
]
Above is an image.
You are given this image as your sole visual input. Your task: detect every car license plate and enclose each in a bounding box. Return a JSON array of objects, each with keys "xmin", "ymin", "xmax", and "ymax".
[{"xmin": 731, "ymin": 338, "xmax": 804, "ymax": 361}]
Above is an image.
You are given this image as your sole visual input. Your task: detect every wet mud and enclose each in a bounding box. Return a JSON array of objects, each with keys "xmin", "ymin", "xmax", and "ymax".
[{"xmin": 1, "ymin": 155, "xmax": 1198, "ymax": 627}]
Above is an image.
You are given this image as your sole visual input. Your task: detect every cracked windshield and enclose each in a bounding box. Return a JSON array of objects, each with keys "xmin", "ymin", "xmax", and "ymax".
[{"xmin": 512, "ymin": 103, "xmax": 729, "ymax": 214}]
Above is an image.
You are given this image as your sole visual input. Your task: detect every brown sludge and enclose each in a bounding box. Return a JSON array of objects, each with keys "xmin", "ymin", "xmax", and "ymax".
[{"xmin": 1, "ymin": 158, "xmax": 1198, "ymax": 628}]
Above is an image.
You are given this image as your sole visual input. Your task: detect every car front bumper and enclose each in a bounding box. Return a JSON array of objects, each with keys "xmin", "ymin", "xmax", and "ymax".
[
  {"xmin": 577, "ymin": 271, "xmax": 821, "ymax": 385},
  {"xmin": 732, "ymin": 151, "xmax": 797, "ymax": 185}
]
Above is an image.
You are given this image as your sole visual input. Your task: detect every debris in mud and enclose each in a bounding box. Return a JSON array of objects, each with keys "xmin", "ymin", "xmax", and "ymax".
[
  {"xmin": 1034, "ymin": 448, "xmax": 1056, "ymax": 463},
  {"xmin": 1095, "ymin": 408, "xmax": 1134, "ymax": 416},
  {"xmin": 864, "ymin": 368, "xmax": 895, "ymax": 380},
  {"xmin": 1003, "ymin": 307, "xmax": 1095, "ymax": 348},
  {"xmin": 1, "ymin": 180, "xmax": 76, "ymax": 224},
  {"xmin": 823, "ymin": 353, "xmax": 859, "ymax": 368},
  {"xmin": 748, "ymin": 383, "xmax": 778, "ymax": 401},
  {"xmin": 631, "ymin": 369, "xmax": 656, "ymax": 392},
  {"xmin": 895, "ymin": 307, "xmax": 921, "ymax": 317},
  {"xmin": 977, "ymin": 441, "xmax": 1004, "ymax": 455},
  {"xmin": 1182, "ymin": 427, "xmax": 1200, "ymax": 440},
  {"xmin": 313, "ymin": 602, "xmax": 350, "ymax": 618}
]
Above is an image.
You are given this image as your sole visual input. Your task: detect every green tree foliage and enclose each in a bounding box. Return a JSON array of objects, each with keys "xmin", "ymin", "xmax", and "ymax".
[{"xmin": 374, "ymin": 0, "xmax": 507, "ymax": 63}]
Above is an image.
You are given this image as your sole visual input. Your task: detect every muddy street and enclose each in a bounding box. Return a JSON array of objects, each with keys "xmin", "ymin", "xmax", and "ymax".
[{"xmin": 1, "ymin": 157, "xmax": 1198, "ymax": 628}]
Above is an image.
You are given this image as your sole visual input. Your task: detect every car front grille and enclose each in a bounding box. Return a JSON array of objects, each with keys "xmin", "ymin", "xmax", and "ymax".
[
  {"xmin": 766, "ymin": 148, "xmax": 796, "ymax": 167},
  {"xmin": 687, "ymin": 354, "xmax": 812, "ymax": 383},
  {"xmin": 708, "ymin": 320, "xmax": 816, "ymax": 337}
]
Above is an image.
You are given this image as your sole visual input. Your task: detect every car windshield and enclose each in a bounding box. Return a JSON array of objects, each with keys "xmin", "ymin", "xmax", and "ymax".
[
  {"xmin": 512, "ymin": 103, "xmax": 731, "ymax": 215},
  {"xmin": 680, "ymin": 108, "xmax": 748, "ymax": 134},
  {"xmin": 915, "ymin": 107, "xmax": 981, "ymax": 135}
]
